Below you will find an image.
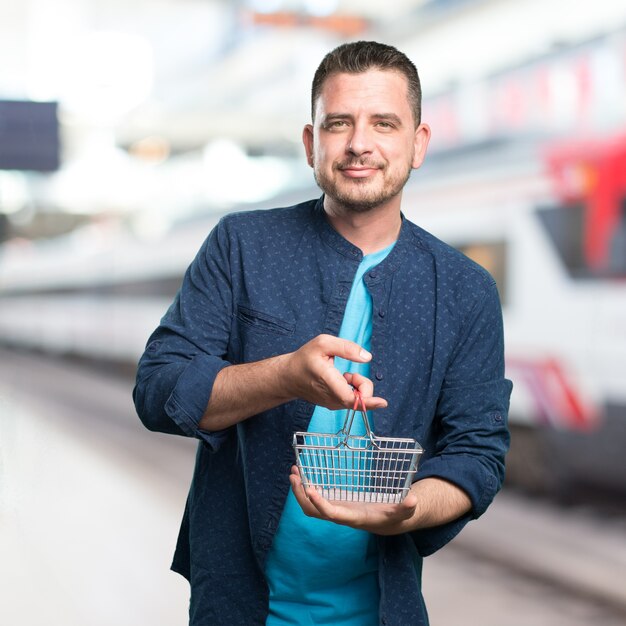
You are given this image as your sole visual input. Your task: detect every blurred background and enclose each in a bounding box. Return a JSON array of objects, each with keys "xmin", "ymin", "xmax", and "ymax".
[{"xmin": 1, "ymin": 0, "xmax": 626, "ymax": 624}]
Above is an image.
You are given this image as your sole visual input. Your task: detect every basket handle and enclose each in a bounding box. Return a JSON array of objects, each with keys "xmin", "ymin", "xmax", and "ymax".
[{"xmin": 341, "ymin": 390, "xmax": 374, "ymax": 440}]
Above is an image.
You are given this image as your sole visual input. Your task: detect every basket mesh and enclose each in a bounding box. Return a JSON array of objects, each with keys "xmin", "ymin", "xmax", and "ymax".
[{"xmin": 294, "ymin": 431, "xmax": 422, "ymax": 503}]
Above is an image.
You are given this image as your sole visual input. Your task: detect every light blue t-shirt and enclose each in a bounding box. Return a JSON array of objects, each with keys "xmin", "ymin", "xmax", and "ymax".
[{"xmin": 265, "ymin": 243, "xmax": 394, "ymax": 626}]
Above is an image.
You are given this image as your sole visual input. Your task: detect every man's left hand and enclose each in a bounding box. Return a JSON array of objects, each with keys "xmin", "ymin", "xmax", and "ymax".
[{"xmin": 289, "ymin": 465, "xmax": 420, "ymax": 535}]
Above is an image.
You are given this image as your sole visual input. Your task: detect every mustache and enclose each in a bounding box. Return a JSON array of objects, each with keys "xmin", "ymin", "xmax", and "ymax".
[{"xmin": 335, "ymin": 159, "xmax": 384, "ymax": 170}]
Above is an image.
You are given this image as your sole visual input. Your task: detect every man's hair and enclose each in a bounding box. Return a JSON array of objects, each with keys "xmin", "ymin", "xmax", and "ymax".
[{"xmin": 311, "ymin": 41, "xmax": 422, "ymax": 126}]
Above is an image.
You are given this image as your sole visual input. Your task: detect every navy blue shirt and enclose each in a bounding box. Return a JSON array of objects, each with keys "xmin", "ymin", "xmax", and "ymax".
[{"xmin": 133, "ymin": 197, "xmax": 512, "ymax": 626}]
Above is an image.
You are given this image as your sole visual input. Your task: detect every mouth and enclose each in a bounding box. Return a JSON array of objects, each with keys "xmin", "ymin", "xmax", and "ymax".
[{"xmin": 337, "ymin": 163, "xmax": 381, "ymax": 179}]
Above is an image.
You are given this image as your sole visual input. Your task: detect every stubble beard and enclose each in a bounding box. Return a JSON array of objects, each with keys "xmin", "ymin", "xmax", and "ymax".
[{"xmin": 313, "ymin": 159, "xmax": 413, "ymax": 213}]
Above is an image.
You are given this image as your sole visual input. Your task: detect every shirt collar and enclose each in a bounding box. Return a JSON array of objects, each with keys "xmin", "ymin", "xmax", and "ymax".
[{"xmin": 312, "ymin": 195, "xmax": 411, "ymax": 278}]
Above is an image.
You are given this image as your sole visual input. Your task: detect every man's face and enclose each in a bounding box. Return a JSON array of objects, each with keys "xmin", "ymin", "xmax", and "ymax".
[{"xmin": 303, "ymin": 69, "xmax": 430, "ymax": 213}]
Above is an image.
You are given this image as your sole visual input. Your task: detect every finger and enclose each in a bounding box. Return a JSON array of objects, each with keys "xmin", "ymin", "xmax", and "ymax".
[
  {"xmin": 322, "ymin": 368, "xmax": 380, "ymax": 410},
  {"xmin": 289, "ymin": 468, "xmax": 322, "ymax": 518},
  {"xmin": 318, "ymin": 335, "xmax": 372, "ymax": 364},
  {"xmin": 321, "ymin": 367, "xmax": 362, "ymax": 408},
  {"xmin": 343, "ymin": 372, "xmax": 388, "ymax": 410},
  {"xmin": 343, "ymin": 372, "xmax": 374, "ymax": 396},
  {"xmin": 361, "ymin": 396, "xmax": 388, "ymax": 410},
  {"xmin": 289, "ymin": 468, "xmax": 353, "ymax": 524},
  {"xmin": 343, "ymin": 373, "xmax": 388, "ymax": 409},
  {"xmin": 305, "ymin": 491, "xmax": 391, "ymax": 530},
  {"xmin": 401, "ymin": 491, "xmax": 418, "ymax": 511},
  {"xmin": 303, "ymin": 486, "xmax": 345, "ymax": 521},
  {"xmin": 313, "ymin": 495, "xmax": 416, "ymax": 530}
]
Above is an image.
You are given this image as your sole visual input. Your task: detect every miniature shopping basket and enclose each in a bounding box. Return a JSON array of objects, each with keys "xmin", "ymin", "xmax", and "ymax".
[{"xmin": 293, "ymin": 392, "xmax": 423, "ymax": 503}]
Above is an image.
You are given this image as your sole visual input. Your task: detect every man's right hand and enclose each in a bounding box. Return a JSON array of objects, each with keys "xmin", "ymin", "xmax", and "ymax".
[
  {"xmin": 284, "ymin": 334, "xmax": 387, "ymax": 411},
  {"xmin": 200, "ymin": 334, "xmax": 386, "ymax": 431}
]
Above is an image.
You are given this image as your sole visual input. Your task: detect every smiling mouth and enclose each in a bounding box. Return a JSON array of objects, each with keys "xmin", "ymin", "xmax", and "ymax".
[
  {"xmin": 341, "ymin": 167, "xmax": 379, "ymax": 178},
  {"xmin": 337, "ymin": 162, "xmax": 382, "ymax": 178}
]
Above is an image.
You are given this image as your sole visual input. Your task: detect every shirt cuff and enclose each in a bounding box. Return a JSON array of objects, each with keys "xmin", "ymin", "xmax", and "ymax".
[
  {"xmin": 408, "ymin": 453, "xmax": 501, "ymax": 555},
  {"xmin": 164, "ymin": 353, "xmax": 231, "ymax": 451},
  {"xmin": 410, "ymin": 514, "xmax": 471, "ymax": 557},
  {"xmin": 416, "ymin": 453, "xmax": 499, "ymax": 519}
]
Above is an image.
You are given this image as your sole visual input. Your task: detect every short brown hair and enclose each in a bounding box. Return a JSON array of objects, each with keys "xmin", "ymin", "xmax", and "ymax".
[{"xmin": 311, "ymin": 41, "xmax": 422, "ymax": 126}]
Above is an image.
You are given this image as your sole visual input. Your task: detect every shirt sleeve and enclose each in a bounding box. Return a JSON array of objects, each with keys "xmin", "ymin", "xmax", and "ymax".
[
  {"xmin": 132, "ymin": 217, "xmax": 235, "ymax": 451},
  {"xmin": 411, "ymin": 280, "xmax": 512, "ymax": 556}
]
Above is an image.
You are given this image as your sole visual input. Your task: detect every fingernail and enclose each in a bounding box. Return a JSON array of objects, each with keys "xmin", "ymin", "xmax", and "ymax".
[{"xmin": 360, "ymin": 349, "xmax": 372, "ymax": 360}]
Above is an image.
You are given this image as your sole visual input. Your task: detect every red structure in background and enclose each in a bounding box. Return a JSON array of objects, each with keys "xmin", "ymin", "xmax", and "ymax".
[
  {"xmin": 506, "ymin": 357, "xmax": 598, "ymax": 430},
  {"xmin": 545, "ymin": 134, "xmax": 626, "ymax": 272}
]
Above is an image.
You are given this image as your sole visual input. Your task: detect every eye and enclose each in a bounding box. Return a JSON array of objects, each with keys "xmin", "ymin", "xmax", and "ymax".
[{"xmin": 322, "ymin": 118, "xmax": 350, "ymax": 130}]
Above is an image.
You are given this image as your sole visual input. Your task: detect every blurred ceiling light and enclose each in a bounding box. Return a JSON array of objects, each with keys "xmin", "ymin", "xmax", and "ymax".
[
  {"xmin": 250, "ymin": 0, "xmax": 339, "ymax": 16},
  {"xmin": 202, "ymin": 138, "xmax": 291, "ymax": 204},
  {"xmin": 303, "ymin": 0, "xmax": 339, "ymax": 17},
  {"xmin": 249, "ymin": 0, "xmax": 284, "ymax": 14},
  {"xmin": 60, "ymin": 30, "xmax": 154, "ymax": 124},
  {"xmin": 548, "ymin": 64, "xmax": 579, "ymax": 131},
  {"xmin": 25, "ymin": 0, "xmax": 85, "ymax": 102},
  {"xmin": 0, "ymin": 172, "xmax": 30, "ymax": 215},
  {"xmin": 47, "ymin": 130, "xmax": 149, "ymax": 214},
  {"xmin": 246, "ymin": 10, "xmax": 367, "ymax": 35},
  {"xmin": 131, "ymin": 211, "xmax": 171, "ymax": 243},
  {"xmin": 129, "ymin": 136, "xmax": 171, "ymax": 165}
]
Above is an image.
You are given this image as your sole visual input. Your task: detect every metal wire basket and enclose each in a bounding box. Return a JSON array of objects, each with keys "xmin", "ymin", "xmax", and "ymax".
[{"xmin": 293, "ymin": 393, "xmax": 423, "ymax": 503}]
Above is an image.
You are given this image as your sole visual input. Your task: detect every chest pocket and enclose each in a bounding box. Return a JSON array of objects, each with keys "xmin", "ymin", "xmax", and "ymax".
[
  {"xmin": 235, "ymin": 305, "xmax": 298, "ymax": 362},
  {"xmin": 237, "ymin": 305, "xmax": 295, "ymax": 335}
]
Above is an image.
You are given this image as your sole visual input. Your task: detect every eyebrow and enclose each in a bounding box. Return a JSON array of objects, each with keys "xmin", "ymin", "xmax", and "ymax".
[
  {"xmin": 372, "ymin": 113, "xmax": 403, "ymax": 126},
  {"xmin": 321, "ymin": 113, "xmax": 352, "ymax": 124},
  {"xmin": 321, "ymin": 112, "xmax": 404, "ymax": 126}
]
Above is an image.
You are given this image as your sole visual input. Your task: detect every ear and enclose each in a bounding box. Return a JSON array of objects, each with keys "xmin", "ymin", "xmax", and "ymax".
[
  {"xmin": 411, "ymin": 123, "xmax": 431, "ymax": 170},
  {"xmin": 302, "ymin": 124, "xmax": 314, "ymax": 168}
]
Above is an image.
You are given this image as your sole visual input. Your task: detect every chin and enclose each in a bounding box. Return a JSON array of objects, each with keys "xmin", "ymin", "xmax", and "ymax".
[
  {"xmin": 334, "ymin": 186, "xmax": 402, "ymax": 213},
  {"xmin": 315, "ymin": 170, "xmax": 404, "ymax": 213},
  {"xmin": 337, "ymin": 197, "xmax": 384, "ymax": 213}
]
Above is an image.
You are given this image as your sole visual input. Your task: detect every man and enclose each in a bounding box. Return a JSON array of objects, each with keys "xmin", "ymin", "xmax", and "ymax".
[{"xmin": 134, "ymin": 41, "xmax": 511, "ymax": 625}]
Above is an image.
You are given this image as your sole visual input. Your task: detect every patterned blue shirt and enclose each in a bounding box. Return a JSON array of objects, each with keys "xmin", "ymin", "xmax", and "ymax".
[
  {"xmin": 133, "ymin": 196, "xmax": 512, "ymax": 626},
  {"xmin": 265, "ymin": 243, "xmax": 394, "ymax": 625}
]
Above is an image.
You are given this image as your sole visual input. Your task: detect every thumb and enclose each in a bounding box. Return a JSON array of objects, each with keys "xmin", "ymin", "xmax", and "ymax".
[{"xmin": 321, "ymin": 335, "xmax": 372, "ymax": 363}]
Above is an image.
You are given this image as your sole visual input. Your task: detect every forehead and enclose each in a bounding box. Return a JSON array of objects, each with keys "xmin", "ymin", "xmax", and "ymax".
[{"xmin": 315, "ymin": 69, "xmax": 412, "ymax": 120}]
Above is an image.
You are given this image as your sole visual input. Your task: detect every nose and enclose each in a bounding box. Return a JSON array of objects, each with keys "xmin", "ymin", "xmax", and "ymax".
[{"xmin": 347, "ymin": 122, "xmax": 373, "ymax": 157}]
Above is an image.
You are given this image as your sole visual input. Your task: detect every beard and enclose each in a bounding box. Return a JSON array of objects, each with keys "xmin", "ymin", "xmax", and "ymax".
[{"xmin": 313, "ymin": 157, "xmax": 413, "ymax": 213}]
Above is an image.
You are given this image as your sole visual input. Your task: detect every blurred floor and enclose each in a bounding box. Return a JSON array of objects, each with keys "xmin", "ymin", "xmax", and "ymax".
[
  {"xmin": 1, "ymin": 349, "xmax": 625, "ymax": 625},
  {"xmin": 424, "ymin": 544, "xmax": 625, "ymax": 626},
  {"xmin": 0, "ymin": 359, "xmax": 194, "ymax": 626}
]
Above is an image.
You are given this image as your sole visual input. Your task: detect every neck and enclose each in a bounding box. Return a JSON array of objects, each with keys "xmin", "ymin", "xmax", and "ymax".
[{"xmin": 323, "ymin": 196, "xmax": 402, "ymax": 255}]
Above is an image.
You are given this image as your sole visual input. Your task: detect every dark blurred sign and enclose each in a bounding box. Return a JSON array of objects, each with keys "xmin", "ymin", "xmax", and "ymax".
[{"xmin": 0, "ymin": 100, "xmax": 60, "ymax": 172}]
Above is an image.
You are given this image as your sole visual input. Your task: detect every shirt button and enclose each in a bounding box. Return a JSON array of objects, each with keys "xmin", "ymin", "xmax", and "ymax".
[
  {"xmin": 378, "ymin": 309, "xmax": 385, "ymax": 318},
  {"xmin": 340, "ymin": 286, "xmax": 348, "ymax": 296},
  {"xmin": 369, "ymin": 270, "xmax": 378, "ymax": 279},
  {"xmin": 375, "ymin": 372, "xmax": 383, "ymax": 381},
  {"xmin": 350, "ymin": 249, "xmax": 359, "ymax": 257}
]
